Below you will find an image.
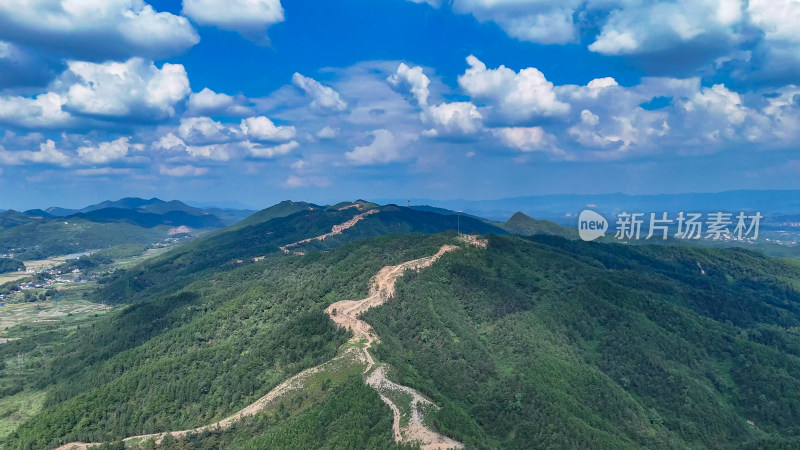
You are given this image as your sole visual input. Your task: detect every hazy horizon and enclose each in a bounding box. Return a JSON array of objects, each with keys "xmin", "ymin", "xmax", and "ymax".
[{"xmin": 5, "ymin": 187, "xmax": 800, "ymax": 215}]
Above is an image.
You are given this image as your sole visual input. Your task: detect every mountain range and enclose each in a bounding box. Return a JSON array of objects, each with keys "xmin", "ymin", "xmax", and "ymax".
[
  {"xmin": 1, "ymin": 199, "xmax": 798, "ymax": 448},
  {"xmin": 388, "ymin": 189, "xmax": 800, "ymax": 223},
  {"xmin": 0, "ymin": 198, "xmax": 254, "ymax": 260}
]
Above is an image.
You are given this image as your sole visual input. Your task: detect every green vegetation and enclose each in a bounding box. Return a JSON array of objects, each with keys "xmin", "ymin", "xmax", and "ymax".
[
  {"xmin": 74, "ymin": 207, "xmax": 224, "ymax": 229},
  {"xmin": 295, "ymin": 205, "xmax": 506, "ymax": 254},
  {"xmin": 365, "ymin": 234, "xmax": 800, "ymax": 448},
  {"xmin": 0, "ymin": 196, "xmax": 253, "ymax": 260},
  {"xmin": 3, "ymin": 202, "xmax": 800, "ymax": 449},
  {"xmin": 0, "ymin": 286, "xmax": 107, "ymax": 334},
  {"xmin": 0, "ymin": 218, "xmax": 169, "ymax": 260},
  {"xmin": 0, "ymin": 390, "xmax": 46, "ymax": 442},
  {"xmin": 93, "ymin": 243, "xmax": 153, "ymax": 260},
  {"xmin": 230, "ymin": 377, "xmax": 401, "ymax": 450},
  {"xmin": 127, "ymin": 377, "xmax": 403, "ymax": 450},
  {"xmin": 0, "ymin": 258, "xmax": 24, "ymax": 274},
  {"xmin": 125, "ymin": 347, "xmax": 402, "ymax": 449},
  {"xmin": 0, "ymin": 291, "xmax": 112, "ymax": 442},
  {"xmin": 93, "ymin": 205, "xmax": 501, "ymax": 306},
  {"xmin": 0, "ymin": 210, "xmax": 39, "ymax": 230},
  {"xmin": 498, "ymin": 211, "xmax": 578, "ymax": 239},
  {"xmin": 328, "ymin": 200, "xmax": 379, "ymax": 211},
  {"xmin": 55, "ymin": 243, "xmax": 154, "ymax": 273},
  {"xmin": 3, "ymin": 234, "xmax": 452, "ymax": 448},
  {"xmin": 91, "ymin": 207, "xmax": 369, "ymax": 305},
  {"xmin": 231, "ymin": 200, "xmax": 317, "ymax": 229}
]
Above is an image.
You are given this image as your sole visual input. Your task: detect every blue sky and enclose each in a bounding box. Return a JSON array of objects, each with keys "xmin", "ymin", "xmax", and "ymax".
[{"xmin": 0, "ymin": 0, "xmax": 799, "ymax": 210}]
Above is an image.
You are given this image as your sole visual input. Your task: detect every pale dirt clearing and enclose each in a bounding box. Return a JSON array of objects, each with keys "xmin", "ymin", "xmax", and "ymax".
[{"xmin": 366, "ymin": 365, "xmax": 463, "ymax": 450}]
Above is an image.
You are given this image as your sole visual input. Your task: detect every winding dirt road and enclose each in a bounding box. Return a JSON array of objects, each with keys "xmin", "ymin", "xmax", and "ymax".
[
  {"xmin": 57, "ymin": 237, "xmax": 478, "ymax": 450},
  {"xmin": 327, "ymin": 244, "xmax": 464, "ymax": 449},
  {"xmin": 325, "ymin": 245, "xmax": 458, "ymax": 371},
  {"xmin": 279, "ymin": 209, "xmax": 378, "ymax": 254},
  {"xmin": 55, "ymin": 349, "xmax": 367, "ymax": 449}
]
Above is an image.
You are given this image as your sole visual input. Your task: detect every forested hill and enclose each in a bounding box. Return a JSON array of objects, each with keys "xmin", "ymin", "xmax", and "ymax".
[
  {"xmin": 93, "ymin": 202, "xmax": 506, "ymax": 305},
  {"xmin": 497, "ymin": 211, "xmax": 578, "ymax": 239},
  {"xmin": 2, "ymin": 201, "xmax": 800, "ymax": 449},
  {"xmin": 0, "ymin": 198, "xmax": 253, "ymax": 259},
  {"xmin": 5, "ymin": 232, "xmax": 800, "ymax": 448},
  {"xmin": 229, "ymin": 199, "xmax": 319, "ymax": 229},
  {"xmin": 368, "ymin": 236, "xmax": 800, "ymax": 448}
]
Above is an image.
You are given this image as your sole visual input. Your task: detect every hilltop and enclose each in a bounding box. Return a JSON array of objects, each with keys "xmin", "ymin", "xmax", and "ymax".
[
  {"xmin": 498, "ymin": 211, "xmax": 578, "ymax": 239},
  {"xmin": 91, "ymin": 201, "xmax": 506, "ymax": 306}
]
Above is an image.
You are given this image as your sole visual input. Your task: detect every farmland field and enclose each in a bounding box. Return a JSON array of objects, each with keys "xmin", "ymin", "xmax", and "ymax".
[
  {"xmin": 0, "ymin": 293, "xmax": 111, "ymax": 339},
  {"xmin": 0, "ymin": 283, "xmax": 113, "ymax": 442}
]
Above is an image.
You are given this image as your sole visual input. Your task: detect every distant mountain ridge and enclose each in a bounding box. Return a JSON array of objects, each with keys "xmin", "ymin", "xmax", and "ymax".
[
  {"xmin": 0, "ymin": 198, "xmax": 255, "ymax": 259},
  {"xmin": 42, "ymin": 197, "xmax": 252, "ymax": 222},
  {"xmin": 72, "ymin": 208, "xmax": 226, "ymax": 229},
  {"xmin": 386, "ymin": 189, "xmax": 800, "ymax": 223},
  {"xmin": 0, "ymin": 210, "xmax": 42, "ymax": 230}
]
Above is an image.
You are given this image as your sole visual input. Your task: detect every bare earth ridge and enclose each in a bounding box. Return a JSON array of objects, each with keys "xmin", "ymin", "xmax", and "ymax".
[
  {"xmin": 279, "ymin": 209, "xmax": 378, "ymax": 254},
  {"xmin": 326, "ymin": 244, "xmax": 464, "ymax": 450},
  {"xmin": 57, "ymin": 233, "xmax": 482, "ymax": 450}
]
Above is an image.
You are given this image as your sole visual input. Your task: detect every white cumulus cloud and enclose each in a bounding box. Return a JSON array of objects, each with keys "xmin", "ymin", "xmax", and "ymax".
[
  {"xmin": 0, "ymin": 0, "xmax": 199, "ymax": 61},
  {"xmin": 589, "ymin": 0, "xmax": 744, "ymax": 55},
  {"xmin": 182, "ymin": 0, "xmax": 284, "ymax": 43},
  {"xmin": 458, "ymin": 55, "xmax": 569, "ymax": 122},
  {"xmin": 152, "ymin": 133, "xmax": 186, "ymax": 152},
  {"xmin": 0, "ymin": 139, "xmax": 71, "ymax": 166},
  {"xmin": 178, "ymin": 117, "xmax": 240, "ymax": 145},
  {"xmin": 316, "ymin": 126, "xmax": 340, "ymax": 139},
  {"xmin": 0, "ymin": 58, "xmax": 190, "ymax": 128},
  {"xmin": 247, "ymin": 140, "xmax": 299, "ymax": 158},
  {"xmin": 494, "ymin": 126, "xmax": 565, "ymax": 156},
  {"xmin": 64, "ymin": 58, "xmax": 190, "ymax": 120},
  {"xmin": 411, "ymin": 0, "xmax": 582, "ymax": 45},
  {"xmin": 187, "ymin": 88, "xmax": 252, "ymax": 116},
  {"xmin": 77, "ymin": 137, "xmax": 132, "ymax": 164},
  {"xmin": 454, "ymin": 0, "xmax": 581, "ymax": 44},
  {"xmin": 387, "ymin": 62, "xmax": 484, "ymax": 138},
  {"xmin": 157, "ymin": 114, "xmax": 299, "ymax": 162},
  {"xmin": 292, "ymin": 73, "xmax": 348, "ymax": 114},
  {"xmin": 184, "ymin": 143, "xmax": 236, "ymax": 161},
  {"xmin": 159, "ymin": 164, "xmax": 209, "ymax": 177},
  {"xmin": 0, "ymin": 93, "xmax": 72, "ymax": 128},
  {"xmin": 345, "ymin": 129, "xmax": 415, "ymax": 165},
  {"xmin": 387, "ymin": 63, "xmax": 431, "ymax": 107},
  {"xmin": 745, "ymin": 0, "xmax": 800, "ymax": 79},
  {"xmin": 241, "ymin": 116, "xmax": 296, "ymax": 141},
  {"xmin": 422, "ymin": 102, "xmax": 483, "ymax": 137}
]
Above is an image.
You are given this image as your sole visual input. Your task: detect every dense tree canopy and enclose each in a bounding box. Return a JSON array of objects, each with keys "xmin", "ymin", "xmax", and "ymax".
[{"xmin": 3, "ymin": 228, "xmax": 800, "ymax": 449}]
